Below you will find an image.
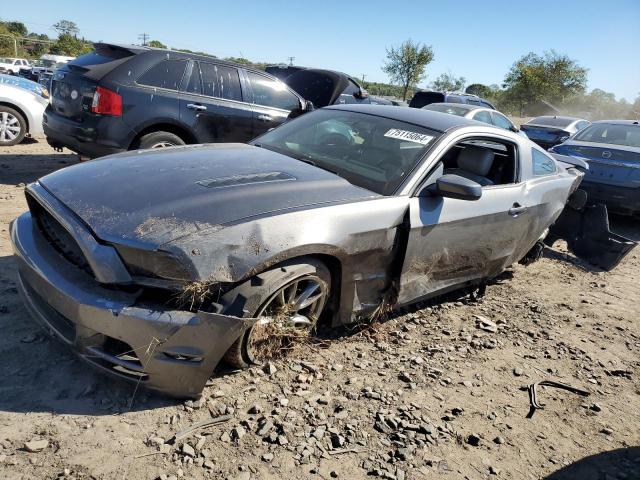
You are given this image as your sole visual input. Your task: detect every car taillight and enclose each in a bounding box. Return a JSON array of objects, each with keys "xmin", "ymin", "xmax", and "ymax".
[{"xmin": 91, "ymin": 86, "xmax": 122, "ymax": 116}]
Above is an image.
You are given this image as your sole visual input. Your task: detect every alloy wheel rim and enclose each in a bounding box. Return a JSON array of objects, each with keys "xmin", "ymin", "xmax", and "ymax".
[
  {"xmin": 150, "ymin": 141, "xmax": 176, "ymax": 148},
  {"xmin": 0, "ymin": 112, "xmax": 21, "ymax": 142},
  {"xmin": 246, "ymin": 275, "xmax": 328, "ymax": 362}
]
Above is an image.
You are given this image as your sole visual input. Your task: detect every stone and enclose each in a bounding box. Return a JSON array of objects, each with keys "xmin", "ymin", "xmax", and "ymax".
[
  {"xmin": 466, "ymin": 434, "xmax": 481, "ymax": 446},
  {"xmin": 248, "ymin": 404, "xmax": 263, "ymax": 415},
  {"xmin": 231, "ymin": 426, "xmax": 246, "ymax": 440},
  {"xmin": 263, "ymin": 362, "xmax": 277, "ymax": 375},
  {"xmin": 494, "ymin": 436, "xmax": 505, "ymax": 444},
  {"xmin": 262, "ymin": 452, "xmax": 274, "ymax": 462},
  {"xmin": 24, "ymin": 440, "xmax": 48, "ymax": 453},
  {"xmin": 181, "ymin": 444, "xmax": 195, "ymax": 457},
  {"xmin": 513, "ymin": 367, "xmax": 524, "ymax": 377}
]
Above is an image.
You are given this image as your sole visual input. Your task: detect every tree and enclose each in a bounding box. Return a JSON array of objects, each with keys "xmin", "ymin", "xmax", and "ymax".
[
  {"xmin": 502, "ymin": 50, "xmax": 587, "ymax": 116},
  {"xmin": 431, "ymin": 72, "xmax": 466, "ymax": 92},
  {"xmin": 53, "ymin": 20, "xmax": 79, "ymax": 36},
  {"xmin": 51, "ymin": 33, "xmax": 91, "ymax": 56},
  {"xmin": 148, "ymin": 40, "xmax": 166, "ymax": 48},
  {"xmin": 382, "ymin": 39, "xmax": 434, "ymax": 101},
  {"xmin": 4, "ymin": 21, "xmax": 27, "ymax": 37},
  {"xmin": 466, "ymin": 83, "xmax": 494, "ymax": 98}
]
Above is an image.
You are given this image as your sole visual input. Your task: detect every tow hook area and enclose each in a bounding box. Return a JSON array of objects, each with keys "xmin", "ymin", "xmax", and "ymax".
[{"xmin": 547, "ymin": 190, "xmax": 637, "ymax": 271}]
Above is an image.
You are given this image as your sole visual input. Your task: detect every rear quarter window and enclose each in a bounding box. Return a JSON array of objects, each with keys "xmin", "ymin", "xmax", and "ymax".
[
  {"xmin": 532, "ymin": 148, "xmax": 557, "ymax": 176},
  {"xmin": 137, "ymin": 59, "xmax": 187, "ymax": 91}
]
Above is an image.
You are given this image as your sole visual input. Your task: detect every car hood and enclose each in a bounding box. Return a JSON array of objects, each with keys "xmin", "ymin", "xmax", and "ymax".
[{"xmin": 39, "ymin": 143, "xmax": 379, "ymax": 247}]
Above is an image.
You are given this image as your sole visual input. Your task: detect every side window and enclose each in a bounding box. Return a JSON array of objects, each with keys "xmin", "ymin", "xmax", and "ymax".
[
  {"xmin": 491, "ymin": 112, "xmax": 514, "ymax": 131},
  {"xmin": 137, "ymin": 59, "xmax": 187, "ymax": 91},
  {"xmin": 247, "ymin": 72, "xmax": 300, "ymax": 111},
  {"xmin": 473, "ymin": 111, "xmax": 492, "ymax": 124},
  {"xmin": 440, "ymin": 138, "xmax": 519, "ymax": 186},
  {"xmin": 467, "ymin": 98, "xmax": 482, "ymax": 106},
  {"xmin": 532, "ymin": 148, "xmax": 557, "ymax": 176},
  {"xmin": 338, "ymin": 80, "xmax": 361, "ymax": 104},
  {"xmin": 184, "ymin": 62, "xmax": 202, "ymax": 95},
  {"xmin": 200, "ymin": 63, "xmax": 242, "ymax": 101},
  {"xmin": 576, "ymin": 121, "xmax": 589, "ymax": 131}
]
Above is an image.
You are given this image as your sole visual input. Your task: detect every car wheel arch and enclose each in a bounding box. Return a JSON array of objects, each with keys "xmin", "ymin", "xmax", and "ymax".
[
  {"xmin": 129, "ymin": 121, "xmax": 196, "ymax": 149},
  {"xmin": 0, "ymin": 101, "xmax": 29, "ymax": 132}
]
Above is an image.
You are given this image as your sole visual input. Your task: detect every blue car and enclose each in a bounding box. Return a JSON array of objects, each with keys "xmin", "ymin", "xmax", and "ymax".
[{"xmin": 550, "ymin": 120, "xmax": 640, "ymax": 216}]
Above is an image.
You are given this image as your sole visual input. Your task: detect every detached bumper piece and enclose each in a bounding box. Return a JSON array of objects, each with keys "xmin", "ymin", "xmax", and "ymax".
[
  {"xmin": 547, "ymin": 190, "xmax": 636, "ymax": 271},
  {"xmin": 11, "ymin": 188, "xmax": 254, "ymax": 398}
]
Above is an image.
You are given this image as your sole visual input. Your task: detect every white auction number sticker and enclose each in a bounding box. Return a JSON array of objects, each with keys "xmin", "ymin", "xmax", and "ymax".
[{"xmin": 384, "ymin": 128, "xmax": 434, "ymax": 145}]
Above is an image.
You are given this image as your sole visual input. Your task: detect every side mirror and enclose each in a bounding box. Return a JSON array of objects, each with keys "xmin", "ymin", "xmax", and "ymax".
[
  {"xmin": 354, "ymin": 88, "xmax": 369, "ymax": 99},
  {"xmin": 304, "ymin": 100, "xmax": 315, "ymax": 111},
  {"xmin": 510, "ymin": 125, "xmax": 519, "ymax": 133},
  {"xmin": 423, "ymin": 174, "xmax": 482, "ymax": 201}
]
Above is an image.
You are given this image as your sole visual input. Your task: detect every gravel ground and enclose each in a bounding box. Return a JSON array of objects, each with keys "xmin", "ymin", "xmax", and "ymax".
[{"xmin": 0, "ymin": 139, "xmax": 639, "ymax": 480}]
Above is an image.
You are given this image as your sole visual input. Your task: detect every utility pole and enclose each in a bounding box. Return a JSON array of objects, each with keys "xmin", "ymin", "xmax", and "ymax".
[
  {"xmin": 138, "ymin": 33, "xmax": 149, "ymax": 46},
  {"xmin": 361, "ymin": 74, "xmax": 366, "ymax": 83},
  {"xmin": 287, "ymin": 56, "xmax": 295, "ymax": 66},
  {"xmin": 0, "ymin": 34, "xmax": 18, "ymax": 56}
]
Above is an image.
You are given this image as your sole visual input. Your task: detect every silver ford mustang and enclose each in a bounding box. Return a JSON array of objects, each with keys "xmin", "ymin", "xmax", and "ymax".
[{"xmin": 10, "ymin": 105, "xmax": 634, "ymax": 397}]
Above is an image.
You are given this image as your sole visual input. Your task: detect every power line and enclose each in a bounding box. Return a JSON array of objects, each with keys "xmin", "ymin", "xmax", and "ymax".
[
  {"xmin": 287, "ymin": 56, "xmax": 295, "ymax": 66},
  {"xmin": 138, "ymin": 33, "xmax": 149, "ymax": 46}
]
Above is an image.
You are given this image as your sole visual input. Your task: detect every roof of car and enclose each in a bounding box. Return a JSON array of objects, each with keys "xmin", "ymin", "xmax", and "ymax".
[
  {"xmin": 326, "ymin": 104, "xmax": 481, "ymax": 132},
  {"xmin": 591, "ymin": 119, "xmax": 640, "ymax": 126},
  {"xmin": 530, "ymin": 115, "xmax": 583, "ymax": 122},
  {"xmin": 425, "ymin": 102, "xmax": 485, "ymax": 112}
]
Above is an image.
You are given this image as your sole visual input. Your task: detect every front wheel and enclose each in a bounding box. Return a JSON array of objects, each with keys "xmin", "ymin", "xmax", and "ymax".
[{"xmin": 221, "ymin": 259, "xmax": 331, "ymax": 368}]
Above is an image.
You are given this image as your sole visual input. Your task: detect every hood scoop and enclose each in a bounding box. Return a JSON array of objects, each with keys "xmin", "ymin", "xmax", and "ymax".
[{"xmin": 196, "ymin": 171, "xmax": 295, "ymax": 189}]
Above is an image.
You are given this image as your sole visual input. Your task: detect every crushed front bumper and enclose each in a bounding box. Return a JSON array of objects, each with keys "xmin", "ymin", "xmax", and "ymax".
[
  {"xmin": 579, "ymin": 180, "xmax": 640, "ymax": 216},
  {"xmin": 11, "ymin": 211, "xmax": 253, "ymax": 398}
]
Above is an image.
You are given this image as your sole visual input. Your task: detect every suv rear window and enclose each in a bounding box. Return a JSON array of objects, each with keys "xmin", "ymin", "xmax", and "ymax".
[
  {"xmin": 66, "ymin": 49, "xmax": 136, "ymax": 80},
  {"xmin": 200, "ymin": 63, "xmax": 242, "ymax": 101},
  {"xmin": 138, "ymin": 59, "xmax": 187, "ymax": 91}
]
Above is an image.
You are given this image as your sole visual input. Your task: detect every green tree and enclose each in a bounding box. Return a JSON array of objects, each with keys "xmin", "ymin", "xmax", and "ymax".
[
  {"xmin": 382, "ymin": 39, "xmax": 435, "ymax": 101},
  {"xmin": 53, "ymin": 20, "xmax": 79, "ymax": 36},
  {"xmin": 502, "ymin": 50, "xmax": 587, "ymax": 116},
  {"xmin": 148, "ymin": 39, "xmax": 166, "ymax": 48},
  {"xmin": 4, "ymin": 21, "xmax": 27, "ymax": 37},
  {"xmin": 431, "ymin": 72, "xmax": 466, "ymax": 92},
  {"xmin": 52, "ymin": 33, "xmax": 91, "ymax": 56},
  {"xmin": 465, "ymin": 83, "xmax": 494, "ymax": 98}
]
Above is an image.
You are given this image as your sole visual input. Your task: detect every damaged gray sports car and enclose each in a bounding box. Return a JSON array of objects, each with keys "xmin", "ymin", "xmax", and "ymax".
[{"xmin": 11, "ymin": 105, "xmax": 635, "ymax": 397}]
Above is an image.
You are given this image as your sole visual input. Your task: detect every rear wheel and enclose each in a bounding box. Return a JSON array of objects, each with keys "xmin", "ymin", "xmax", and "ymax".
[
  {"xmin": 221, "ymin": 259, "xmax": 331, "ymax": 368},
  {"xmin": 135, "ymin": 131, "xmax": 185, "ymax": 150},
  {"xmin": 0, "ymin": 106, "xmax": 26, "ymax": 146}
]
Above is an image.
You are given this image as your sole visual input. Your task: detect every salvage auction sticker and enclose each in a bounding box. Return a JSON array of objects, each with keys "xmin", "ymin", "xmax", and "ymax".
[{"xmin": 384, "ymin": 129, "xmax": 434, "ymax": 145}]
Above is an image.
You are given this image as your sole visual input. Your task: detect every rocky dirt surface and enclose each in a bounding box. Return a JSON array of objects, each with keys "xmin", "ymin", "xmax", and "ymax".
[{"xmin": 0, "ymin": 139, "xmax": 639, "ymax": 480}]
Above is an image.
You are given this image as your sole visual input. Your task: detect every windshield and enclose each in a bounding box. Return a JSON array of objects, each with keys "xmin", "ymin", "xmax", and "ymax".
[
  {"xmin": 423, "ymin": 104, "xmax": 469, "ymax": 116},
  {"xmin": 573, "ymin": 123, "xmax": 640, "ymax": 148},
  {"xmin": 252, "ymin": 109, "xmax": 440, "ymax": 195},
  {"xmin": 528, "ymin": 116, "xmax": 574, "ymax": 128}
]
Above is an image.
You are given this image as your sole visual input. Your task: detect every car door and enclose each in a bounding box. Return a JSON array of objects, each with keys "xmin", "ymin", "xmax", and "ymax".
[
  {"xmin": 245, "ymin": 70, "xmax": 302, "ymax": 136},
  {"xmin": 179, "ymin": 61, "xmax": 253, "ymax": 143},
  {"xmin": 398, "ymin": 135, "xmax": 531, "ymax": 305}
]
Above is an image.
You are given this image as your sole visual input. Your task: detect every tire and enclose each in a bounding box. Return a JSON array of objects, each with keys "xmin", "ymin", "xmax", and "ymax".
[
  {"xmin": 135, "ymin": 131, "xmax": 185, "ymax": 150},
  {"xmin": 221, "ymin": 258, "xmax": 332, "ymax": 369},
  {"xmin": 0, "ymin": 106, "xmax": 27, "ymax": 146}
]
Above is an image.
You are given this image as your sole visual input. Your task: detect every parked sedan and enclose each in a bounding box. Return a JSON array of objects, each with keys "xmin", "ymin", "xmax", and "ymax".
[
  {"xmin": 521, "ymin": 116, "xmax": 590, "ymax": 149},
  {"xmin": 550, "ymin": 120, "xmax": 640, "ymax": 215},
  {"xmin": 422, "ymin": 103, "xmax": 523, "ymax": 135},
  {"xmin": 11, "ymin": 106, "xmax": 634, "ymax": 397},
  {"xmin": 0, "ymin": 78, "xmax": 49, "ymax": 145}
]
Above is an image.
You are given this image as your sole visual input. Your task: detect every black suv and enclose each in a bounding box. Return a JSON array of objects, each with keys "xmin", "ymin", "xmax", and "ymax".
[{"xmin": 44, "ymin": 43, "xmax": 309, "ymax": 158}]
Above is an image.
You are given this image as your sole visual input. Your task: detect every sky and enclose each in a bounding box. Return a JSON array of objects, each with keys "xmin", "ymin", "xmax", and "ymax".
[{"xmin": 9, "ymin": 0, "xmax": 640, "ymax": 100}]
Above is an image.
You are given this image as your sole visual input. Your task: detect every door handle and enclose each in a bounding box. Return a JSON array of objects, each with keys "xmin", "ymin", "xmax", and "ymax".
[
  {"xmin": 508, "ymin": 204, "xmax": 527, "ymax": 216},
  {"xmin": 186, "ymin": 103, "xmax": 207, "ymax": 111},
  {"xmin": 257, "ymin": 114, "xmax": 272, "ymax": 122}
]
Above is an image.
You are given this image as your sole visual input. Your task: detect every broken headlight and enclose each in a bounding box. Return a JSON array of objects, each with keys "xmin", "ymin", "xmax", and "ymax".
[{"xmin": 114, "ymin": 245, "xmax": 192, "ymax": 281}]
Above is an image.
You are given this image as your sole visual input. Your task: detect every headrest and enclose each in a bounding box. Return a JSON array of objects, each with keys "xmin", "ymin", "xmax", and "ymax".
[{"xmin": 457, "ymin": 146, "xmax": 494, "ymax": 176}]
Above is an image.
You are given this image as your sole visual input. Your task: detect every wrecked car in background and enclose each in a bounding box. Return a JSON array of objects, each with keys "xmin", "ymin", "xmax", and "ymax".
[
  {"xmin": 11, "ymin": 105, "xmax": 636, "ymax": 397},
  {"xmin": 283, "ymin": 68, "xmax": 372, "ymax": 107},
  {"xmin": 550, "ymin": 120, "xmax": 640, "ymax": 216},
  {"xmin": 521, "ymin": 115, "xmax": 590, "ymax": 150}
]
